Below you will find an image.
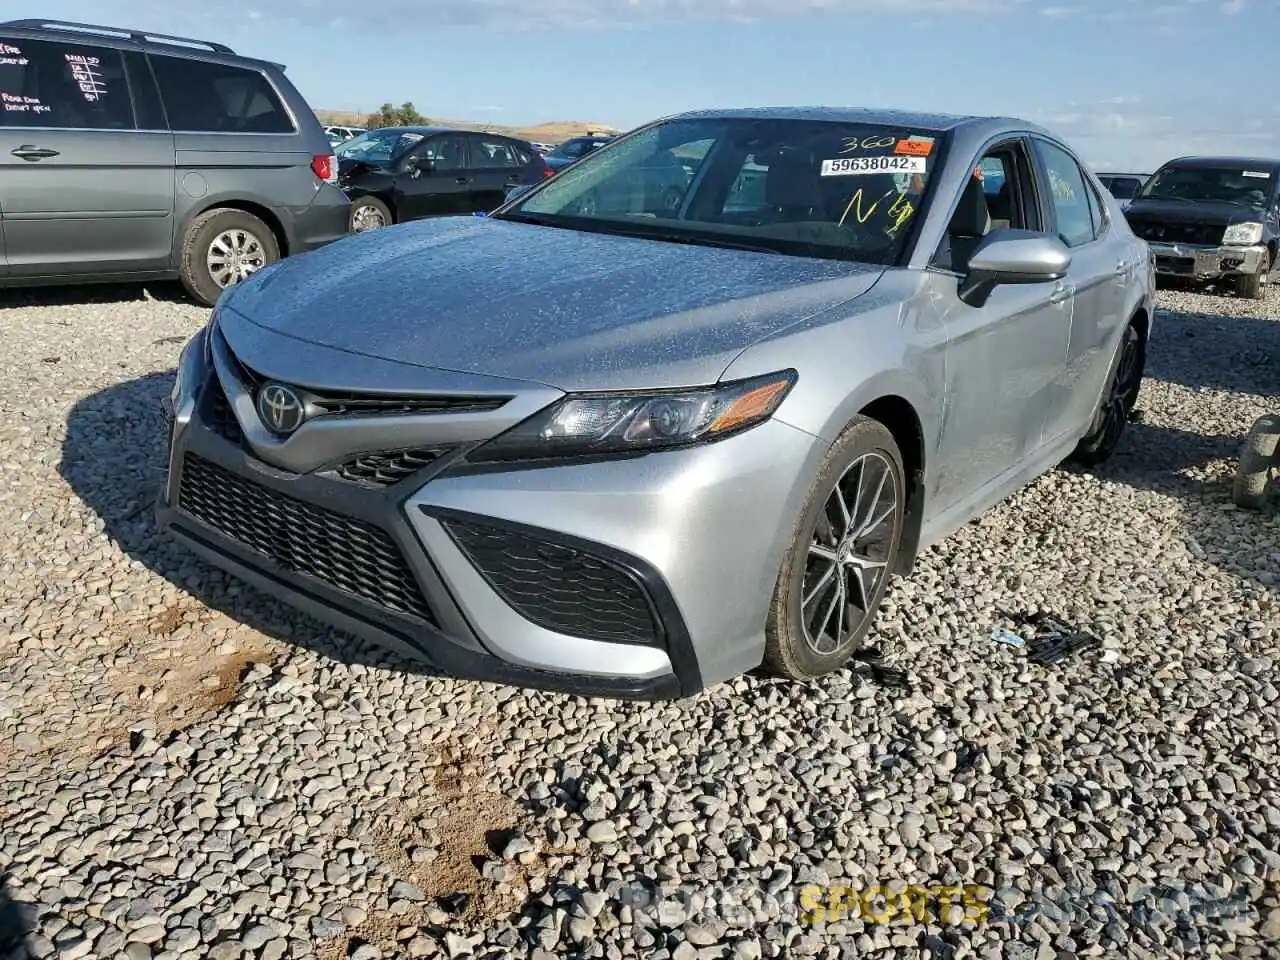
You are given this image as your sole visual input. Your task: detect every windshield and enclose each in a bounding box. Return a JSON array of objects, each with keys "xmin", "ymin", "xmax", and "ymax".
[
  {"xmin": 335, "ymin": 128, "xmax": 426, "ymax": 164},
  {"xmin": 1138, "ymin": 165, "xmax": 1274, "ymax": 209},
  {"xmin": 550, "ymin": 139, "xmax": 590, "ymax": 160},
  {"xmin": 495, "ymin": 117, "xmax": 945, "ymax": 265}
]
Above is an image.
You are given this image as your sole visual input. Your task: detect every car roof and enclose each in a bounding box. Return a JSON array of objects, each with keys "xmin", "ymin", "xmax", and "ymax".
[
  {"xmin": 0, "ymin": 18, "xmax": 284, "ymax": 70},
  {"xmin": 1159, "ymin": 156, "xmax": 1280, "ymax": 170},
  {"xmin": 368, "ymin": 125, "xmax": 528, "ymax": 141},
  {"xmin": 664, "ymin": 105, "xmax": 1046, "ymax": 134}
]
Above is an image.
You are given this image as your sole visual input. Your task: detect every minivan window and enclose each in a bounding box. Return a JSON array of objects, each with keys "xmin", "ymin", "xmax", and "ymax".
[
  {"xmin": 0, "ymin": 37, "xmax": 133, "ymax": 130},
  {"xmin": 148, "ymin": 54, "xmax": 294, "ymax": 133}
]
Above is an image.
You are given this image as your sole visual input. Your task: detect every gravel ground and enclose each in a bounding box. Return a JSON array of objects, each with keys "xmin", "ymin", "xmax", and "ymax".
[{"xmin": 0, "ymin": 279, "xmax": 1278, "ymax": 960}]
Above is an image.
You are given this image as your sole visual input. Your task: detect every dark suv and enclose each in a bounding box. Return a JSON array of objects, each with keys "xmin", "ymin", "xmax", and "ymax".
[
  {"xmin": 0, "ymin": 19, "xmax": 350, "ymax": 306},
  {"xmin": 1123, "ymin": 156, "xmax": 1278, "ymax": 299}
]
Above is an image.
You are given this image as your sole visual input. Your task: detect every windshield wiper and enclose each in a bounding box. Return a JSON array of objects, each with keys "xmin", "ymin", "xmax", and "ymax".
[{"xmin": 603, "ymin": 226, "xmax": 782, "ymax": 255}]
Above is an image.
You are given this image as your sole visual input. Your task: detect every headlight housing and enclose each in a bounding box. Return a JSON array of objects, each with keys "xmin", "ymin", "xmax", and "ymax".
[
  {"xmin": 471, "ymin": 369, "xmax": 798, "ymax": 462},
  {"xmin": 1222, "ymin": 222, "xmax": 1263, "ymax": 246}
]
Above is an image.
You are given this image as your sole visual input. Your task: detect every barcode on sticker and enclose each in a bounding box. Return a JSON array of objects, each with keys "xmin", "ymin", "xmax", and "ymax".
[{"xmin": 821, "ymin": 155, "xmax": 926, "ymax": 177}]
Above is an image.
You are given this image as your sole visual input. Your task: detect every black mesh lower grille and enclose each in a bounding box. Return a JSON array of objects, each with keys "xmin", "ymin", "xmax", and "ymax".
[
  {"xmin": 179, "ymin": 454, "xmax": 435, "ymax": 624},
  {"xmin": 443, "ymin": 518, "xmax": 659, "ymax": 645},
  {"xmin": 326, "ymin": 448, "xmax": 451, "ymax": 488},
  {"xmin": 1129, "ymin": 220, "xmax": 1224, "ymax": 246}
]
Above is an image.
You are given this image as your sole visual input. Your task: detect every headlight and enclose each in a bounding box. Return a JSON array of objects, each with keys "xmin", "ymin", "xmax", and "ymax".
[
  {"xmin": 1223, "ymin": 222, "xmax": 1263, "ymax": 246},
  {"xmin": 471, "ymin": 369, "xmax": 798, "ymax": 462}
]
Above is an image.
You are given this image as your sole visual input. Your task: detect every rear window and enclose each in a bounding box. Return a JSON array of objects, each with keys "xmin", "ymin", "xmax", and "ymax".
[
  {"xmin": 148, "ymin": 54, "xmax": 294, "ymax": 133},
  {"xmin": 0, "ymin": 36, "xmax": 133, "ymax": 129}
]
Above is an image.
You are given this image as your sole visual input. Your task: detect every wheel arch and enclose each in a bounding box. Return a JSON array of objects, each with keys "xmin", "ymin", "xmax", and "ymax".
[
  {"xmin": 185, "ymin": 199, "xmax": 290, "ymax": 257},
  {"xmin": 347, "ymin": 189, "xmax": 397, "ymax": 224},
  {"xmin": 858, "ymin": 394, "xmax": 927, "ymax": 576}
]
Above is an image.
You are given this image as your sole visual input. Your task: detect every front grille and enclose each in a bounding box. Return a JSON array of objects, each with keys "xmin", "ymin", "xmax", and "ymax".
[
  {"xmin": 310, "ymin": 393, "xmax": 510, "ymax": 417},
  {"xmin": 1129, "ymin": 220, "xmax": 1224, "ymax": 246},
  {"xmin": 443, "ymin": 518, "xmax": 659, "ymax": 646},
  {"xmin": 325, "ymin": 448, "xmax": 452, "ymax": 488},
  {"xmin": 203, "ymin": 378, "xmax": 244, "ymax": 446},
  {"xmin": 178, "ymin": 454, "xmax": 435, "ymax": 623}
]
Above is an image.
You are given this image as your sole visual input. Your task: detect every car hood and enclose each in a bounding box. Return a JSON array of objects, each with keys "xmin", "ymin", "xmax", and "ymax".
[
  {"xmin": 1123, "ymin": 198, "xmax": 1266, "ymax": 226},
  {"xmin": 220, "ymin": 216, "xmax": 886, "ymax": 392}
]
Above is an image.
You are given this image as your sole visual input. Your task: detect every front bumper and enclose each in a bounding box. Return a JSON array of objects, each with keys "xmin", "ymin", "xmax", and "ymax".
[
  {"xmin": 1148, "ymin": 242, "xmax": 1268, "ymax": 281},
  {"xmin": 157, "ymin": 334, "xmax": 821, "ymax": 700}
]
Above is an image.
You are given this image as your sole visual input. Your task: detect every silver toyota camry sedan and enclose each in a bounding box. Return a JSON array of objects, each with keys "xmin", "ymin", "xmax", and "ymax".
[{"xmin": 158, "ymin": 107, "xmax": 1156, "ymax": 700}]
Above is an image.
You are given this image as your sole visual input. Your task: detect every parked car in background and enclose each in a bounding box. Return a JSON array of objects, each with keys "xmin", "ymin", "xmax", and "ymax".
[
  {"xmin": 1123, "ymin": 156, "xmax": 1279, "ymax": 299},
  {"xmin": 158, "ymin": 106, "xmax": 1155, "ymax": 700},
  {"xmin": 544, "ymin": 133, "xmax": 615, "ymax": 172},
  {"xmin": 530, "ymin": 141, "xmax": 555, "ymax": 156},
  {"xmin": 336, "ymin": 126, "xmax": 552, "ymax": 231},
  {"xmin": 1097, "ymin": 172, "xmax": 1149, "ymax": 207},
  {"xmin": 0, "ymin": 18, "xmax": 348, "ymax": 306},
  {"xmin": 325, "ymin": 124, "xmax": 364, "ymax": 142}
]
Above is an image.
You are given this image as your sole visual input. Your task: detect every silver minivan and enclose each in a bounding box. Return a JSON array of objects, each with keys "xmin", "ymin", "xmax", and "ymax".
[{"xmin": 0, "ymin": 19, "xmax": 350, "ymax": 305}]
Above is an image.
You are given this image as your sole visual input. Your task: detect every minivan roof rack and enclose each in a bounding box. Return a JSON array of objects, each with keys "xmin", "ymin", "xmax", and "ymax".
[{"xmin": 0, "ymin": 19, "xmax": 236, "ymax": 54}]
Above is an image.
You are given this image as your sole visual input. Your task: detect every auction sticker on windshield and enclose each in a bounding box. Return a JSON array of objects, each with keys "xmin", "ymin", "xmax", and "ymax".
[
  {"xmin": 821, "ymin": 155, "xmax": 926, "ymax": 177},
  {"xmin": 1242, "ymin": 171, "xmax": 1271, "ymax": 179}
]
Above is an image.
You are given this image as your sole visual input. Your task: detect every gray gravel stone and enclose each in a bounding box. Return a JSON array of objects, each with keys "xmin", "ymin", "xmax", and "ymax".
[{"xmin": 0, "ymin": 286, "xmax": 1277, "ymax": 960}]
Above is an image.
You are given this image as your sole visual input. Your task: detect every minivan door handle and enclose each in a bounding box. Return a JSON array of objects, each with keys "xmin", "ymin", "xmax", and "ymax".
[
  {"xmin": 11, "ymin": 145, "xmax": 60, "ymax": 161},
  {"xmin": 454, "ymin": 176, "xmax": 471, "ymax": 185}
]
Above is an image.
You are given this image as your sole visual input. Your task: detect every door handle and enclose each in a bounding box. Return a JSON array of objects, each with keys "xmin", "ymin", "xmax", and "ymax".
[
  {"xmin": 11, "ymin": 145, "xmax": 60, "ymax": 161},
  {"xmin": 1115, "ymin": 259, "xmax": 1129, "ymax": 276},
  {"xmin": 1049, "ymin": 281, "xmax": 1072, "ymax": 305},
  {"xmin": 454, "ymin": 176, "xmax": 471, "ymax": 185}
]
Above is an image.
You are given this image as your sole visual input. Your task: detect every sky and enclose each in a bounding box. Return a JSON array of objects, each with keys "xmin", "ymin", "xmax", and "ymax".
[{"xmin": 30, "ymin": 0, "xmax": 1280, "ymax": 172}]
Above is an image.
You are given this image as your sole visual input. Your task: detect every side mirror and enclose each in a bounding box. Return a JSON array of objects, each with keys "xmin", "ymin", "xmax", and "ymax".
[
  {"xmin": 504, "ymin": 183, "xmax": 534, "ymax": 201},
  {"xmin": 957, "ymin": 228, "xmax": 1072, "ymax": 307}
]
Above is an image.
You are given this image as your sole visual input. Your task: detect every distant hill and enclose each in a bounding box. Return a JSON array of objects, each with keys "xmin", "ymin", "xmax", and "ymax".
[{"xmin": 316, "ymin": 111, "xmax": 620, "ymax": 145}]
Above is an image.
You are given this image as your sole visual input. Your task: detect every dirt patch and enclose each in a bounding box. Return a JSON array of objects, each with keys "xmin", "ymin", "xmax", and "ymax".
[{"xmin": 317, "ymin": 741, "xmax": 541, "ymax": 960}]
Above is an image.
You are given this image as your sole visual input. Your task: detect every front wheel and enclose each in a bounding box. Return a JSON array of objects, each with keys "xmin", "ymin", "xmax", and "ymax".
[
  {"xmin": 350, "ymin": 196, "xmax": 393, "ymax": 233},
  {"xmin": 1070, "ymin": 322, "xmax": 1144, "ymax": 466},
  {"xmin": 763, "ymin": 417, "xmax": 906, "ymax": 681},
  {"xmin": 180, "ymin": 208, "xmax": 280, "ymax": 307},
  {"xmin": 1236, "ymin": 249, "xmax": 1271, "ymax": 300}
]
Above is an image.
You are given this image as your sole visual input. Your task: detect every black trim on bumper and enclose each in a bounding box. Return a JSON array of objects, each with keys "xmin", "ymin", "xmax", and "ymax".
[{"xmin": 156, "ymin": 383, "xmax": 704, "ymax": 701}]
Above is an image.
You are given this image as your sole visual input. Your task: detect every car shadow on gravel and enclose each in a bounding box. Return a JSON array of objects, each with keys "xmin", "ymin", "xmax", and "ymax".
[
  {"xmin": 59, "ymin": 371, "xmax": 448, "ymax": 685},
  {"xmin": 0, "ymin": 873, "xmax": 30, "ymax": 956},
  {"xmin": 1148, "ymin": 303, "xmax": 1279, "ymax": 397},
  {"xmin": 0, "ymin": 280, "xmax": 191, "ymax": 309}
]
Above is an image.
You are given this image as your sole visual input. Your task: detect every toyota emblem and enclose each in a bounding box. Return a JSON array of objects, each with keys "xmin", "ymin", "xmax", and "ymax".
[{"xmin": 257, "ymin": 382, "xmax": 305, "ymax": 435}]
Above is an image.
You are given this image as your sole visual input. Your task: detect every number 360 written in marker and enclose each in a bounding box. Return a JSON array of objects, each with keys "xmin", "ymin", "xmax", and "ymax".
[{"xmin": 821, "ymin": 155, "xmax": 926, "ymax": 177}]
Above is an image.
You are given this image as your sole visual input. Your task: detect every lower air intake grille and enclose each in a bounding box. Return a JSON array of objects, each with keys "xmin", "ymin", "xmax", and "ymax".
[
  {"xmin": 442, "ymin": 518, "xmax": 660, "ymax": 645},
  {"xmin": 179, "ymin": 454, "xmax": 435, "ymax": 623}
]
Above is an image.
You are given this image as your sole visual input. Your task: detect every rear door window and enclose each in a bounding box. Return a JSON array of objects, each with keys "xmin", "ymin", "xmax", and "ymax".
[
  {"xmin": 148, "ymin": 54, "xmax": 294, "ymax": 133},
  {"xmin": 0, "ymin": 36, "xmax": 133, "ymax": 129},
  {"xmin": 472, "ymin": 137, "xmax": 524, "ymax": 168}
]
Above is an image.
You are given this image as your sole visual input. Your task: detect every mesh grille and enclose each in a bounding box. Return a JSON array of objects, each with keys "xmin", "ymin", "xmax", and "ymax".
[
  {"xmin": 326, "ymin": 449, "xmax": 452, "ymax": 488},
  {"xmin": 1129, "ymin": 219, "xmax": 1224, "ymax": 246},
  {"xmin": 178, "ymin": 454, "xmax": 435, "ymax": 623},
  {"xmin": 203, "ymin": 379, "xmax": 244, "ymax": 446},
  {"xmin": 443, "ymin": 518, "xmax": 659, "ymax": 645}
]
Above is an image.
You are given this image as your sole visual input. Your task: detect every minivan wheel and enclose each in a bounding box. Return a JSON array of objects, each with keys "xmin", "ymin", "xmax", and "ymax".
[
  {"xmin": 350, "ymin": 196, "xmax": 392, "ymax": 233},
  {"xmin": 180, "ymin": 208, "xmax": 280, "ymax": 307},
  {"xmin": 764, "ymin": 417, "xmax": 905, "ymax": 681},
  {"xmin": 1070, "ymin": 322, "xmax": 1144, "ymax": 466}
]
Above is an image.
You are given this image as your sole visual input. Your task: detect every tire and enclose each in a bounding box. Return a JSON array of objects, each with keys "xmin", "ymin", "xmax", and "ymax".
[
  {"xmin": 180, "ymin": 208, "xmax": 280, "ymax": 307},
  {"xmin": 763, "ymin": 417, "xmax": 906, "ymax": 681},
  {"xmin": 1070, "ymin": 322, "xmax": 1144, "ymax": 466},
  {"xmin": 1236, "ymin": 249, "xmax": 1271, "ymax": 300},
  {"xmin": 350, "ymin": 196, "xmax": 393, "ymax": 233},
  {"xmin": 1232, "ymin": 414, "xmax": 1280, "ymax": 510}
]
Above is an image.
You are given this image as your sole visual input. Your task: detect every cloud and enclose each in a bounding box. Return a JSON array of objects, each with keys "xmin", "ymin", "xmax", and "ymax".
[
  {"xmin": 1221, "ymin": 0, "xmax": 1245, "ymax": 12},
  {"xmin": 136, "ymin": 0, "xmax": 1034, "ymax": 30},
  {"xmin": 1026, "ymin": 98, "xmax": 1280, "ymax": 170}
]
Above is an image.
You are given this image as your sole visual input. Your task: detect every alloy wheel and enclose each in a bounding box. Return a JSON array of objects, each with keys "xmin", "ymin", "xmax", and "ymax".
[
  {"xmin": 206, "ymin": 230, "xmax": 267, "ymax": 288},
  {"xmin": 800, "ymin": 451, "xmax": 900, "ymax": 656},
  {"xmin": 1097, "ymin": 329, "xmax": 1142, "ymax": 453}
]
